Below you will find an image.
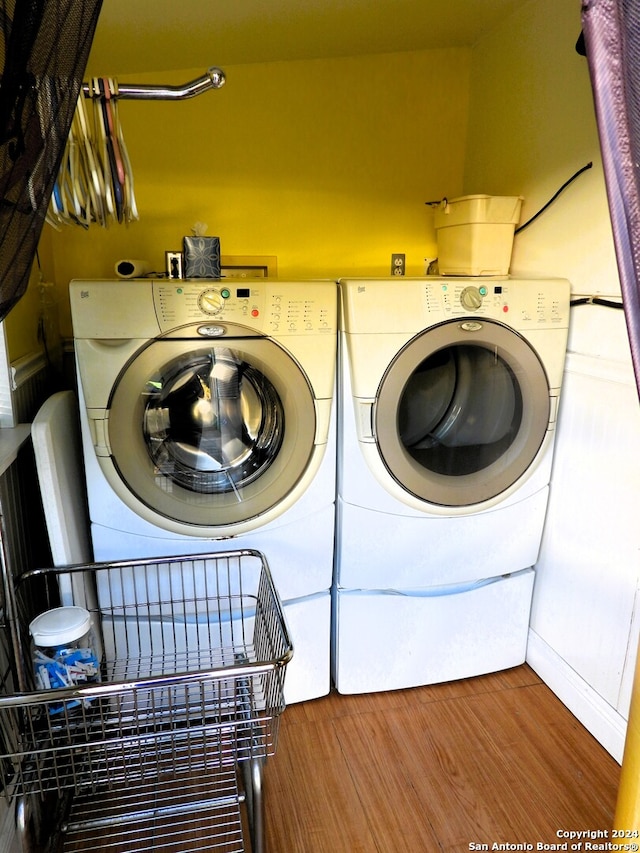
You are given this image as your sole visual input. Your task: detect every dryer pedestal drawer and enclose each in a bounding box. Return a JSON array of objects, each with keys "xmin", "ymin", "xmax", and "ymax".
[{"xmin": 332, "ymin": 568, "xmax": 534, "ymax": 695}]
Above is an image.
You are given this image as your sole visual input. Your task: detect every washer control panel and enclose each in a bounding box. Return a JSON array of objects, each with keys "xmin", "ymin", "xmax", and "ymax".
[{"xmin": 153, "ymin": 280, "xmax": 336, "ymax": 335}]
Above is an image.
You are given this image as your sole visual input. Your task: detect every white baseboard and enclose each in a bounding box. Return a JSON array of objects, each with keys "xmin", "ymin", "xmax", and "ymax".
[{"xmin": 527, "ymin": 629, "xmax": 628, "ymax": 764}]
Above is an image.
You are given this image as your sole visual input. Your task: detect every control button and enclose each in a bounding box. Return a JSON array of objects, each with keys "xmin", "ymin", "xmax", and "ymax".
[
  {"xmin": 460, "ymin": 285, "xmax": 483, "ymax": 311},
  {"xmin": 479, "ymin": 285, "xmax": 488, "ymax": 296},
  {"xmin": 221, "ymin": 288, "xmax": 231, "ymax": 299},
  {"xmin": 251, "ymin": 308, "xmax": 260, "ymax": 317},
  {"xmin": 198, "ymin": 288, "xmax": 225, "ymax": 315}
]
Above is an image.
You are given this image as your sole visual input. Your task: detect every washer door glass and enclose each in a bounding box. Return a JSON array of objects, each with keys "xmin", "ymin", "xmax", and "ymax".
[
  {"xmin": 143, "ymin": 347, "xmax": 284, "ymax": 496},
  {"xmin": 375, "ymin": 319, "xmax": 550, "ymax": 506},
  {"xmin": 107, "ymin": 337, "xmax": 316, "ymax": 528}
]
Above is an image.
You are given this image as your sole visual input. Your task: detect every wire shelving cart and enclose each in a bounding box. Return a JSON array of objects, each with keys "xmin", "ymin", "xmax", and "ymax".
[{"xmin": 0, "ymin": 549, "xmax": 293, "ymax": 852}]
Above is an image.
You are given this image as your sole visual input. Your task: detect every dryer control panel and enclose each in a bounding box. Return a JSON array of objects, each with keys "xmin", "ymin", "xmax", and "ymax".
[
  {"xmin": 340, "ymin": 277, "xmax": 570, "ymax": 334},
  {"xmin": 422, "ymin": 277, "xmax": 570, "ymax": 329}
]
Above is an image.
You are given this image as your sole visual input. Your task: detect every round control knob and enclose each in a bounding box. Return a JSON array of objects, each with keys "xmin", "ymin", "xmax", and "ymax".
[
  {"xmin": 198, "ymin": 288, "xmax": 225, "ymax": 315},
  {"xmin": 460, "ymin": 285, "xmax": 483, "ymax": 311}
]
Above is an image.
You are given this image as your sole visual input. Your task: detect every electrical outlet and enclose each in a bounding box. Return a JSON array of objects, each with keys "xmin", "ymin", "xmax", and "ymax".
[{"xmin": 391, "ymin": 253, "xmax": 406, "ymax": 276}]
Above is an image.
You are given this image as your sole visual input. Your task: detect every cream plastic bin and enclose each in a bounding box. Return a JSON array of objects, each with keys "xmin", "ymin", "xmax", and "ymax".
[{"xmin": 434, "ymin": 194, "xmax": 523, "ymax": 276}]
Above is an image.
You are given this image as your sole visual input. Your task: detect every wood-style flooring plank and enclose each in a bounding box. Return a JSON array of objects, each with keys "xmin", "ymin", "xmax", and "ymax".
[
  {"xmin": 463, "ymin": 683, "xmax": 620, "ymax": 832},
  {"xmin": 331, "ymin": 710, "xmax": 443, "ymax": 851},
  {"xmin": 333, "ymin": 696, "xmax": 532, "ymax": 850},
  {"xmin": 265, "ymin": 666, "xmax": 620, "ymax": 853},
  {"xmin": 264, "ymin": 714, "xmax": 379, "ymax": 852}
]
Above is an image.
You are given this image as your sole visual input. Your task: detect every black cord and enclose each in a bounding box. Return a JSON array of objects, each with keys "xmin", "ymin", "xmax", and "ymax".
[
  {"xmin": 426, "ymin": 162, "xmax": 593, "ymax": 230},
  {"xmin": 570, "ymin": 296, "xmax": 624, "ymax": 310},
  {"xmin": 515, "ymin": 162, "xmax": 593, "ymax": 234}
]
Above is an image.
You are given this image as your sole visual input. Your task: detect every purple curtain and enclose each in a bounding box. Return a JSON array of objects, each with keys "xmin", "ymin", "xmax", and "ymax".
[{"xmin": 582, "ymin": 0, "xmax": 640, "ymax": 397}]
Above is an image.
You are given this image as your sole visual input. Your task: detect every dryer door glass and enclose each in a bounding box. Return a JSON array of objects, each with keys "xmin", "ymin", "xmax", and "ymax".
[
  {"xmin": 398, "ymin": 344, "xmax": 520, "ymax": 473},
  {"xmin": 375, "ymin": 319, "xmax": 550, "ymax": 506},
  {"xmin": 107, "ymin": 337, "xmax": 317, "ymax": 529}
]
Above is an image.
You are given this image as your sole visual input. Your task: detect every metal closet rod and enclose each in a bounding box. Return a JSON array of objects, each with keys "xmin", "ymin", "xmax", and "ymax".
[{"xmin": 81, "ymin": 66, "xmax": 226, "ymax": 100}]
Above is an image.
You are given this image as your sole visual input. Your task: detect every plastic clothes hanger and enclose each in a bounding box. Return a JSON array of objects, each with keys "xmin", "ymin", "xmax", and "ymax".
[
  {"xmin": 46, "ymin": 76, "xmax": 140, "ymax": 227},
  {"xmin": 104, "ymin": 79, "xmax": 125, "ymax": 189},
  {"xmin": 66, "ymin": 125, "xmax": 91, "ymax": 227},
  {"xmin": 69, "ymin": 133, "xmax": 88, "ymax": 224},
  {"xmin": 93, "ymin": 77, "xmax": 114, "ymax": 221},
  {"xmin": 110, "ymin": 79, "xmax": 139, "ymax": 223},
  {"xmin": 74, "ymin": 92, "xmax": 104, "ymax": 225},
  {"xmin": 101, "ymin": 78, "xmax": 124, "ymax": 222}
]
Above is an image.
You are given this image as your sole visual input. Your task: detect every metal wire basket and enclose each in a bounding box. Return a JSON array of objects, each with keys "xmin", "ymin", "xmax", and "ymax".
[{"xmin": 0, "ymin": 549, "xmax": 292, "ymax": 852}]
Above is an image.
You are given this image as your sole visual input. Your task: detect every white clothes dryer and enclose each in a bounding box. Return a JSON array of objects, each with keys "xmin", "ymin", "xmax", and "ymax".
[
  {"xmin": 70, "ymin": 278, "xmax": 338, "ymax": 703},
  {"xmin": 333, "ymin": 276, "xmax": 570, "ymax": 694}
]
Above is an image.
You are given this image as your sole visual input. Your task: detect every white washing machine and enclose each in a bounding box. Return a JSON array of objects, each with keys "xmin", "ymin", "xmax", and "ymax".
[
  {"xmin": 70, "ymin": 278, "xmax": 337, "ymax": 703},
  {"xmin": 333, "ymin": 276, "xmax": 570, "ymax": 694}
]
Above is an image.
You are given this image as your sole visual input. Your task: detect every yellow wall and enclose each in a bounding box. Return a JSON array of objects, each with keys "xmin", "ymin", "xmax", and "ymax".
[
  {"xmin": 3, "ymin": 265, "xmax": 43, "ymax": 362},
  {"xmin": 46, "ymin": 48, "xmax": 471, "ymax": 339},
  {"xmin": 16, "ymin": 0, "xmax": 616, "ymax": 354},
  {"xmin": 3, "ymin": 226, "xmax": 56, "ymax": 362},
  {"xmin": 464, "ymin": 0, "xmax": 619, "ymax": 296}
]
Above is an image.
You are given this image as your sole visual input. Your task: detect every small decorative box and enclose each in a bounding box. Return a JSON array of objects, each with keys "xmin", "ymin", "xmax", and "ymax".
[{"xmin": 183, "ymin": 236, "xmax": 221, "ymax": 278}]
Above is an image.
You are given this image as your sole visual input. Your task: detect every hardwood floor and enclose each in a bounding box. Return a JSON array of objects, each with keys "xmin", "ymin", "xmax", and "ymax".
[{"xmin": 264, "ymin": 665, "xmax": 621, "ymax": 852}]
